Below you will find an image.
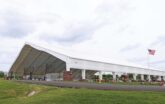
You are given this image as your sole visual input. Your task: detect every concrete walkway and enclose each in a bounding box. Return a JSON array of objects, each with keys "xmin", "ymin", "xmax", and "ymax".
[{"xmin": 16, "ymin": 80, "xmax": 165, "ymax": 92}]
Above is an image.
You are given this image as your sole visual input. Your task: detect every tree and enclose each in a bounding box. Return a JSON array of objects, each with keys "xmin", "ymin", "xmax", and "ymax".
[
  {"xmin": 0, "ymin": 71, "xmax": 4, "ymax": 78},
  {"xmin": 103, "ymin": 74, "xmax": 113, "ymax": 80}
]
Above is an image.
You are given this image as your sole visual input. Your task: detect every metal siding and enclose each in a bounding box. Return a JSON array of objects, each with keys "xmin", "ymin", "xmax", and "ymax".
[{"xmin": 70, "ymin": 58, "xmax": 165, "ymax": 76}]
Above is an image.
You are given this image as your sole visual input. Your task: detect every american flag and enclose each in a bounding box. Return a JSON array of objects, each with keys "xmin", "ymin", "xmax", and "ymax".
[{"xmin": 148, "ymin": 49, "xmax": 156, "ymax": 55}]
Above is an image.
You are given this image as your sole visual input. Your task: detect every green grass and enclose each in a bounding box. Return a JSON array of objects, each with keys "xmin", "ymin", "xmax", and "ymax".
[{"xmin": 0, "ymin": 79, "xmax": 165, "ymax": 104}]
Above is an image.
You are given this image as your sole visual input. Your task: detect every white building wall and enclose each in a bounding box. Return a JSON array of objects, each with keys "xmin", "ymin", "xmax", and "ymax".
[{"xmin": 69, "ymin": 58, "xmax": 165, "ymax": 76}]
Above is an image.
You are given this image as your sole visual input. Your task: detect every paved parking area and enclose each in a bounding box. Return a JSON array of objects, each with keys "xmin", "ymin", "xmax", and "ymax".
[{"xmin": 16, "ymin": 80, "xmax": 165, "ymax": 92}]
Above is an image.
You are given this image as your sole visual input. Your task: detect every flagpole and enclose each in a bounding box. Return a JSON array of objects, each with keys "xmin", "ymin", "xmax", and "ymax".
[
  {"xmin": 147, "ymin": 49, "xmax": 155, "ymax": 82},
  {"xmin": 147, "ymin": 49, "xmax": 150, "ymax": 82},
  {"xmin": 147, "ymin": 52, "xmax": 150, "ymax": 70},
  {"xmin": 147, "ymin": 49, "xmax": 156, "ymax": 69}
]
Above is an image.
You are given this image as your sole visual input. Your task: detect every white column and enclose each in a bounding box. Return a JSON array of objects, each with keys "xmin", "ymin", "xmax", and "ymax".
[
  {"xmin": 66, "ymin": 63, "xmax": 70, "ymax": 71},
  {"xmin": 66, "ymin": 57, "xmax": 71, "ymax": 71},
  {"xmin": 163, "ymin": 76, "xmax": 165, "ymax": 81},
  {"xmin": 141, "ymin": 74, "xmax": 144, "ymax": 81},
  {"xmin": 99, "ymin": 71, "xmax": 103, "ymax": 81},
  {"xmin": 112, "ymin": 72, "xmax": 116, "ymax": 81},
  {"xmin": 147, "ymin": 75, "xmax": 151, "ymax": 81},
  {"xmin": 133, "ymin": 74, "xmax": 137, "ymax": 80},
  {"xmin": 157, "ymin": 76, "xmax": 161, "ymax": 81},
  {"xmin": 82, "ymin": 69, "xmax": 86, "ymax": 80}
]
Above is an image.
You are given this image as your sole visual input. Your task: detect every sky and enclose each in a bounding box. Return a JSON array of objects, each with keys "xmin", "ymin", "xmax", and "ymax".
[{"xmin": 0, "ymin": 0, "xmax": 165, "ymax": 72}]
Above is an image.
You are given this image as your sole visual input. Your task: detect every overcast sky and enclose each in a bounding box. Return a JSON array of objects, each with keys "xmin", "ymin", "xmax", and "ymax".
[{"xmin": 1, "ymin": 0, "xmax": 165, "ymax": 72}]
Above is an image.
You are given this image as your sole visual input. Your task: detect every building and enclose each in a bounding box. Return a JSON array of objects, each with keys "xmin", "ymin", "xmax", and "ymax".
[{"xmin": 9, "ymin": 43, "xmax": 165, "ymax": 81}]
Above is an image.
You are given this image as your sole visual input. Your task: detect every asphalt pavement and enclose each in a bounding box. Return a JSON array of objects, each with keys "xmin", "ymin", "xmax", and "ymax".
[{"xmin": 16, "ymin": 80, "xmax": 165, "ymax": 92}]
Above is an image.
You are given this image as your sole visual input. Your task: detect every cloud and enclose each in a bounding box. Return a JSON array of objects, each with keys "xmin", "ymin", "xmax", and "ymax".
[
  {"xmin": 127, "ymin": 57, "xmax": 147, "ymax": 63},
  {"xmin": 39, "ymin": 20, "xmax": 107, "ymax": 45},
  {"xmin": 151, "ymin": 59, "xmax": 165, "ymax": 64},
  {"xmin": 120, "ymin": 44, "xmax": 141, "ymax": 52},
  {"xmin": 37, "ymin": 0, "xmax": 135, "ymax": 45},
  {"xmin": 0, "ymin": 10, "xmax": 34, "ymax": 38},
  {"xmin": 0, "ymin": 48, "xmax": 18, "ymax": 72},
  {"xmin": 1, "ymin": 0, "xmax": 165, "ymax": 72},
  {"xmin": 96, "ymin": 0, "xmax": 135, "ymax": 21},
  {"xmin": 150, "ymin": 36, "xmax": 165, "ymax": 46}
]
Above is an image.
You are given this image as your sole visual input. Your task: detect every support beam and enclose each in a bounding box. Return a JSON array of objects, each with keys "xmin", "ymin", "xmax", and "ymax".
[
  {"xmin": 133, "ymin": 73, "xmax": 137, "ymax": 80},
  {"xmin": 66, "ymin": 57, "xmax": 71, "ymax": 71},
  {"xmin": 82, "ymin": 69, "xmax": 86, "ymax": 80},
  {"xmin": 157, "ymin": 76, "xmax": 161, "ymax": 81},
  {"xmin": 112, "ymin": 72, "xmax": 116, "ymax": 81},
  {"xmin": 66, "ymin": 64, "xmax": 70, "ymax": 71},
  {"xmin": 99, "ymin": 71, "xmax": 103, "ymax": 82},
  {"xmin": 147, "ymin": 75, "xmax": 151, "ymax": 82},
  {"xmin": 163, "ymin": 76, "xmax": 165, "ymax": 81},
  {"xmin": 141, "ymin": 74, "xmax": 144, "ymax": 81}
]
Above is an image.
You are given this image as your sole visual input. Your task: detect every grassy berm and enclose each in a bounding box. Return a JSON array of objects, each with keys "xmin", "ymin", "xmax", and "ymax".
[{"xmin": 0, "ymin": 79, "xmax": 165, "ymax": 104}]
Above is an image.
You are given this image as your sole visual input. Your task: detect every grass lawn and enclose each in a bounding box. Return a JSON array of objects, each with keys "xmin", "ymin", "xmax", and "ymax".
[{"xmin": 0, "ymin": 80, "xmax": 165, "ymax": 104}]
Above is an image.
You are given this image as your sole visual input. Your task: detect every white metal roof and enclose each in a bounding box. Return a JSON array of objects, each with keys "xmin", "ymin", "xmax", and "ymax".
[{"xmin": 25, "ymin": 42, "xmax": 162, "ymax": 71}]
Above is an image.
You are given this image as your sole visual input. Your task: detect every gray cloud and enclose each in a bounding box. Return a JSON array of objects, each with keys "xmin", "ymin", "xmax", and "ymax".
[
  {"xmin": 96, "ymin": 0, "xmax": 136, "ymax": 19},
  {"xmin": 40, "ymin": 21, "xmax": 107, "ymax": 45},
  {"xmin": 149, "ymin": 60, "xmax": 165, "ymax": 69},
  {"xmin": 120, "ymin": 44, "xmax": 141, "ymax": 52},
  {"xmin": 39, "ymin": 0, "xmax": 136, "ymax": 45},
  {"xmin": 151, "ymin": 60, "xmax": 165, "ymax": 64},
  {"xmin": 150, "ymin": 36, "xmax": 165, "ymax": 46},
  {"xmin": 0, "ymin": 11, "xmax": 34, "ymax": 38},
  {"xmin": 0, "ymin": 51, "xmax": 16, "ymax": 64},
  {"xmin": 127, "ymin": 57, "xmax": 146, "ymax": 63},
  {"xmin": 117, "ymin": 24, "xmax": 130, "ymax": 33}
]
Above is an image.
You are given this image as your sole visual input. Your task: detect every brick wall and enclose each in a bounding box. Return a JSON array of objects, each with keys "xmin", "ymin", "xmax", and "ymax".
[{"xmin": 63, "ymin": 71, "xmax": 72, "ymax": 81}]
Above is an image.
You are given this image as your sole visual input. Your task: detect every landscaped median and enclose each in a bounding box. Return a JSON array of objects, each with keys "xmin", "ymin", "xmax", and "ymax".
[{"xmin": 1, "ymin": 79, "xmax": 165, "ymax": 104}]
